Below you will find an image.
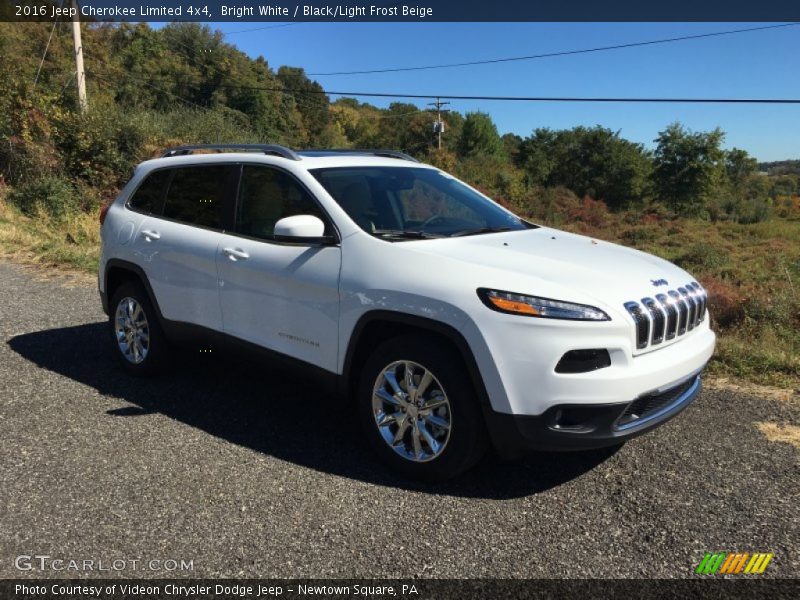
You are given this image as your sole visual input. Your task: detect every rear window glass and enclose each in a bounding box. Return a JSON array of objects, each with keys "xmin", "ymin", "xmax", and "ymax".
[
  {"xmin": 163, "ymin": 166, "xmax": 234, "ymax": 229},
  {"xmin": 128, "ymin": 170, "xmax": 170, "ymax": 214}
]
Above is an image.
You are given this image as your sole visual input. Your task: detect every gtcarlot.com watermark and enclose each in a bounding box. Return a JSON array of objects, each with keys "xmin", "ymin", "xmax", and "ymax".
[{"xmin": 15, "ymin": 554, "xmax": 194, "ymax": 572}]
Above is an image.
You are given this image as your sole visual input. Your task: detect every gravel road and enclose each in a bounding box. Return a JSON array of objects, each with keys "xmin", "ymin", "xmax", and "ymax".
[{"xmin": 0, "ymin": 260, "xmax": 797, "ymax": 579}]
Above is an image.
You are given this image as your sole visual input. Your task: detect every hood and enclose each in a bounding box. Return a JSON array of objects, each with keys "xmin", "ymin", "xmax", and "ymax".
[{"xmin": 407, "ymin": 227, "xmax": 696, "ymax": 310}]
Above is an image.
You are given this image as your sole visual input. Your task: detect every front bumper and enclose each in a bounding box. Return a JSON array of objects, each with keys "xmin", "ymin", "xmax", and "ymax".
[{"xmin": 485, "ymin": 371, "xmax": 703, "ymax": 456}]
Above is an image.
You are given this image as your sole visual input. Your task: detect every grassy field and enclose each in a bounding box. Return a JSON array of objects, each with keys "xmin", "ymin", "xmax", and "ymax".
[
  {"xmin": 0, "ymin": 192, "xmax": 100, "ymax": 274},
  {"xmin": 0, "ymin": 189, "xmax": 797, "ymax": 389}
]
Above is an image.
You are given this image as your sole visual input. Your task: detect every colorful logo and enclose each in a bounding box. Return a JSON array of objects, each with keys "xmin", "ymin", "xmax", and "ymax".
[{"xmin": 696, "ymin": 552, "xmax": 774, "ymax": 575}]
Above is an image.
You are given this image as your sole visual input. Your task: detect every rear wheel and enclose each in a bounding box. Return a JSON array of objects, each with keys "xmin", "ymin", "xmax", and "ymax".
[
  {"xmin": 109, "ymin": 281, "xmax": 171, "ymax": 375},
  {"xmin": 357, "ymin": 334, "xmax": 487, "ymax": 481}
]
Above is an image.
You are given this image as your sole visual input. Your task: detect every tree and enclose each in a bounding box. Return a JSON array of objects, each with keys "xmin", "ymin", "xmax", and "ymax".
[
  {"xmin": 725, "ymin": 147, "xmax": 758, "ymax": 186},
  {"xmin": 501, "ymin": 133, "xmax": 522, "ymax": 162},
  {"xmin": 376, "ymin": 102, "xmax": 431, "ymax": 154},
  {"xmin": 517, "ymin": 126, "xmax": 651, "ymax": 208},
  {"xmin": 276, "ymin": 66, "xmax": 329, "ymax": 144},
  {"xmin": 458, "ymin": 112, "xmax": 502, "ymax": 157},
  {"xmin": 652, "ymin": 123, "xmax": 726, "ymax": 214}
]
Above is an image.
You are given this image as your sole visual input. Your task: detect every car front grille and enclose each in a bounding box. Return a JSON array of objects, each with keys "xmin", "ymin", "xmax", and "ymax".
[
  {"xmin": 624, "ymin": 282, "xmax": 707, "ymax": 350},
  {"xmin": 615, "ymin": 376, "xmax": 699, "ymax": 429}
]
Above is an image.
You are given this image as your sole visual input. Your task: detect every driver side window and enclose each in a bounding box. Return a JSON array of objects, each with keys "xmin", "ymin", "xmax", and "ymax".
[{"xmin": 236, "ymin": 166, "xmax": 327, "ymax": 241}]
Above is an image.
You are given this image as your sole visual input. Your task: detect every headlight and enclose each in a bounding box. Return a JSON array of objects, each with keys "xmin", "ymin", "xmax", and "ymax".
[{"xmin": 478, "ymin": 288, "xmax": 610, "ymax": 321}]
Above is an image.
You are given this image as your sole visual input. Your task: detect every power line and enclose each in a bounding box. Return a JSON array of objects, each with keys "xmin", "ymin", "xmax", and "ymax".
[
  {"xmin": 83, "ymin": 50, "xmax": 800, "ymax": 106},
  {"xmin": 90, "ymin": 71, "xmax": 208, "ymax": 110},
  {"xmin": 307, "ymin": 22, "xmax": 800, "ymax": 76},
  {"xmin": 224, "ymin": 23, "xmax": 301, "ymax": 36},
  {"xmin": 33, "ymin": 1, "xmax": 64, "ymax": 87},
  {"xmin": 212, "ymin": 84, "xmax": 800, "ymax": 104}
]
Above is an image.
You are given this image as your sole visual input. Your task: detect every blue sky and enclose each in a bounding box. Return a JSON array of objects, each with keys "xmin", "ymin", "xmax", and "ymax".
[{"xmin": 197, "ymin": 22, "xmax": 798, "ymax": 161}]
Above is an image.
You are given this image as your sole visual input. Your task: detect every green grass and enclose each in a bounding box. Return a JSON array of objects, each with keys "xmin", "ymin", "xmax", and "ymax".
[{"xmin": 0, "ymin": 195, "xmax": 100, "ymax": 273}]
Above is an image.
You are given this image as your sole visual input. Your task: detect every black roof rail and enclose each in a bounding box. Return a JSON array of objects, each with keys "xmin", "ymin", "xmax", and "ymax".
[
  {"xmin": 299, "ymin": 149, "xmax": 419, "ymax": 163},
  {"xmin": 161, "ymin": 144, "xmax": 301, "ymax": 161}
]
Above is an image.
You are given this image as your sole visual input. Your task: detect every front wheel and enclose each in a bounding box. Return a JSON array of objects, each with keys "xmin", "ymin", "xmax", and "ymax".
[{"xmin": 357, "ymin": 334, "xmax": 487, "ymax": 481}]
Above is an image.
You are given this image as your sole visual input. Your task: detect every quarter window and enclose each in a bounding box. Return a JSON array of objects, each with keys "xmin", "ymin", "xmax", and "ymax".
[
  {"xmin": 236, "ymin": 166, "xmax": 327, "ymax": 240},
  {"xmin": 128, "ymin": 169, "xmax": 170, "ymax": 214},
  {"xmin": 162, "ymin": 166, "xmax": 235, "ymax": 229}
]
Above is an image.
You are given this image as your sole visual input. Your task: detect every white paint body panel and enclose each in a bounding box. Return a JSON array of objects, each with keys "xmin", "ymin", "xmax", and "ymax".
[
  {"xmin": 100, "ymin": 152, "xmax": 715, "ymax": 418},
  {"xmin": 216, "ymin": 232, "xmax": 341, "ymax": 371}
]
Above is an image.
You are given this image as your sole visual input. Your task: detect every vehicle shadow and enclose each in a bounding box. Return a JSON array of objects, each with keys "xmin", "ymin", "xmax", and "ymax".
[{"xmin": 7, "ymin": 322, "xmax": 620, "ymax": 499}]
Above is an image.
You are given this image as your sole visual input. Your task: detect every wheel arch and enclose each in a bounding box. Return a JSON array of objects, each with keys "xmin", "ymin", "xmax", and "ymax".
[
  {"xmin": 103, "ymin": 259, "xmax": 165, "ymax": 323},
  {"xmin": 340, "ymin": 311, "xmax": 492, "ymax": 411}
]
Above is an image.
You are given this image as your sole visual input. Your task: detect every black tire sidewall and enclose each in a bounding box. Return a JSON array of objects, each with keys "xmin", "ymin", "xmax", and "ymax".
[
  {"xmin": 109, "ymin": 281, "xmax": 170, "ymax": 376},
  {"xmin": 357, "ymin": 334, "xmax": 487, "ymax": 481}
]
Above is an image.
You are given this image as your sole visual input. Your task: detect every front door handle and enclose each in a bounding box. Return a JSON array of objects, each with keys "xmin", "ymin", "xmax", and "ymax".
[
  {"xmin": 141, "ymin": 229, "xmax": 160, "ymax": 241},
  {"xmin": 222, "ymin": 247, "xmax": 249, "ymax": 261}
]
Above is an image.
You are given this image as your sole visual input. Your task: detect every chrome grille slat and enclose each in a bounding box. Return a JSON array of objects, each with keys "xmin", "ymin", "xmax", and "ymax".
[
  {"xmin": 689, "ymin": 282, "xmax": 707, "ymax": 326},
  {"xmin": 625, "ymin": 282, "xmax": 707, "ymax": 352},
  {"xmin": 678, "ymin": 287, "xmax": 696, "ymax": 331},
  {"xmin": 624, "ymin": 301, "xmax": 650, "ymax": 350},
  {"xmin": 656, "ymin": 293, "xmax": 678, "ymax": 340},
  {"xmin": 669, "ymin": 290, "xmax": 688, "ymax": 335},
  {"xmin": 641, "ymin": 297, "xmax": 665, "ymax": 345}
]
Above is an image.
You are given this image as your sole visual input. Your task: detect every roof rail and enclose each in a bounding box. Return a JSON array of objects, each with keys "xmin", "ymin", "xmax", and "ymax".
[
  {"xmin": 299, "ymin": 149, "xmax": 419, "ymax": 163},
  {"xmin": 161, "ymin": 144, "xmax": 301, "ymax": 161}
]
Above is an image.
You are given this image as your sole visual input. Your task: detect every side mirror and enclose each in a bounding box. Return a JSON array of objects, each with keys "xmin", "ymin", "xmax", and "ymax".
[{"xmin": 273, "ymin": 215, "xmax": 332, "ymax": 244}]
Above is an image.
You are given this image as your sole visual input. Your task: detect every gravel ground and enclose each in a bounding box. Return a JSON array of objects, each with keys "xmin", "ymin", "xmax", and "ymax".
[{"xmin": 0, "ymin": 260, "xmax": 797, "ymax": 579}]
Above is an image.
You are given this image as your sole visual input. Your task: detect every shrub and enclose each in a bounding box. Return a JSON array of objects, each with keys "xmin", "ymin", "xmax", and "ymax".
[
  {"xmin": 8, "ymin": 176, "xmax": 81, "ymax": 219},
  {"xmin": 701, "ymin": 276, "xmax": 747, "ymax": 327},
  {"xmin": 674, "ymin": 242, "xmax": 730, "ymax": 274},
  {"xmin": 568, "ymin": 196, "xmax": 608, "ymax": 228},
  {"xmin": 0, "ymin": 135, "xmax": 60, "ymax": 186},
  {"xmin": 620, "ymin": 226, "xmax": 657, "ymax": 245}
]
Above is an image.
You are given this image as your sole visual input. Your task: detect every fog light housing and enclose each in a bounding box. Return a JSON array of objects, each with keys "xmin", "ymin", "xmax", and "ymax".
[{"xmin": 555, "ymin": 349, "xmax": 611, "ymax": 374}]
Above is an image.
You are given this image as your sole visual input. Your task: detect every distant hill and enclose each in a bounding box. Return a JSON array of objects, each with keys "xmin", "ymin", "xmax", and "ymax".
[{"xmin": 758, "ymin": 160, "xmax": 800, "ymax": 176}]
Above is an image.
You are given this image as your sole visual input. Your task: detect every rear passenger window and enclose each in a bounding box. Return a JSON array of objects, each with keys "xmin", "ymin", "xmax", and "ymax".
[
  {"xmin": 163, "ymin": 166, "xmax": 234, "ymax": 229},
  {"xmin": 236, "ymin": 166, "xmax": 327, "ymax": 240},
  {"xmin": 128, "ymin": 170, "xmax": 170, "ymax": 214}
]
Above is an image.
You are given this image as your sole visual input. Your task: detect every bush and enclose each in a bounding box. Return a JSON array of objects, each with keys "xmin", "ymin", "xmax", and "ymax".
[
  {"xmin": 674, "ymin": 242, "xmax": 730, "ymax": 274},
  {"xmin": 8, "ymin": 176, "xmax": 81, "ymax": 218},
  {"xmin": 568, "ymin": 197, "xmax": 608, "ymax": 228},
  {"xmin": 0, "ymin": 135, "xmax": 59, "ymax": 185},
  {"xmin": 701, "ymin": 276, "xmax": 747, "ymax": 327}
]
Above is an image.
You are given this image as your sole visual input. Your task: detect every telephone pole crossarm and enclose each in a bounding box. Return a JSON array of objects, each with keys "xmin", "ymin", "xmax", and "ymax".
[{"xmin": 428, "ymin": 97, "xmax": 450, "ymax": 150}]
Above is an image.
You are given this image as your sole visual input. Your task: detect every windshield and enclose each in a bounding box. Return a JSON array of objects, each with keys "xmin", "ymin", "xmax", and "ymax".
[{"xmin": 309, "ymin": 166, "xmax": 532, "ymax": 239}]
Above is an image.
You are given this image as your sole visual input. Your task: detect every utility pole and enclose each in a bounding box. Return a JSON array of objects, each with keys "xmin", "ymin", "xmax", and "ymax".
[
  {"xmin": 70, "ymin": 0, "xmax": 87, "ymax": 113},
  {"xmin": 428, "ymin": 98, "xmax": 450, "ymax": 150}
]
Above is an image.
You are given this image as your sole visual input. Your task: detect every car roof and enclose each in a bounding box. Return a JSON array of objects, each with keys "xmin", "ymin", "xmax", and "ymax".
[{"xmin": 135, "ymin": 152, "xmax": 435, "ymax": 173}]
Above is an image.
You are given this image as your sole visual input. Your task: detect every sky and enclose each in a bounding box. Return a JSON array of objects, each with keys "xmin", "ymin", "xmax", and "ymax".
[{"xmin": 179, "ymin": 22, "xmax": 799, "ymax": 161}]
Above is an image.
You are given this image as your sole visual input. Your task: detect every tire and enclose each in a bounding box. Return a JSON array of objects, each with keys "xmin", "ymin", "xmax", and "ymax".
[
  {"xmin": 357, "ymin": 334, "xmax": 488, "ymax": 481},
  {"xmin": 109, "ymin": 280, "xmax": 172, "ymax": 376}
]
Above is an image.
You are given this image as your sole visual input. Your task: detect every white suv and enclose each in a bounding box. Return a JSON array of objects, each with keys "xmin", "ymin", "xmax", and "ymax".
[{"xmin": 99, "ymin": 144, "xmax": 715, "ymax": 480}]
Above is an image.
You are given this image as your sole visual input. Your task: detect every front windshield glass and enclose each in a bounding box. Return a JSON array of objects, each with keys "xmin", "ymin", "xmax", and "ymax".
[{"xmin": 309, "ymin": 166, "xmax": 531, "ymax": 239}]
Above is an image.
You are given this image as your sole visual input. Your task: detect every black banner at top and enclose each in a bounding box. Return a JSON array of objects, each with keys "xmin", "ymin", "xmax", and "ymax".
[{"xmin": 3, "ymin": 0, "xmax": 800, "ymax": 22}]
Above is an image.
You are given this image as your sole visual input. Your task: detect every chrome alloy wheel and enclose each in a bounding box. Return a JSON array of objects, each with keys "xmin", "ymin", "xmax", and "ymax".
[
  {"xmin": 114, "ymin": 297, "xmax": 150, "ymax": 364},
  {"xmin": 372, "ymin": 360, "xmax": 452, "ymax": 462}
]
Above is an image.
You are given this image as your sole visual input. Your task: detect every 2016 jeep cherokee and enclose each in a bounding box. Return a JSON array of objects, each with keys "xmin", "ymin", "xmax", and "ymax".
[{"xmin": 99, "ymin": 144, "xmax": 715, "ymax": 480}]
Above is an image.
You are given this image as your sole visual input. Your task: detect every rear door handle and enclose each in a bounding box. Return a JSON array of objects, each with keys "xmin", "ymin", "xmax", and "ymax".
[
  {"xmin": 222, "ymin": 247, "xmax": 249, "ymax": 261},
  {"xmin": 141, "ymin": 229, "xmax": 160, "ymax": 241}
]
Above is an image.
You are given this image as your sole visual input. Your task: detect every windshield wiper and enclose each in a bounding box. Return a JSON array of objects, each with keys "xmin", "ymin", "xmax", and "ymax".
[
  {"xmin": 450, "ymin": 226, "xmax": 513, "ymax": 237},
  {"xmin": 373, "ymin": 229, "xmax": 444, "ymax": 240}
]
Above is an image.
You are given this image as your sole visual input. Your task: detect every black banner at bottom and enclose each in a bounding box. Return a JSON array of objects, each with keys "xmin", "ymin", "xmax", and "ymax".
[{"xmin": 2, "ymin": 579, "xmax": 799, "ymax": 600}]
